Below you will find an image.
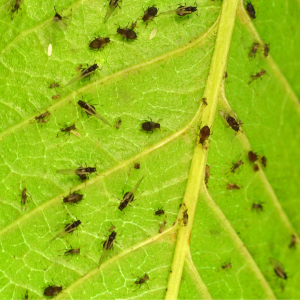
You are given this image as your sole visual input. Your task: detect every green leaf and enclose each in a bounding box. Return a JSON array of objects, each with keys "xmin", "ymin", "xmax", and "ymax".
[{"xmin": 0, "ymin": 0, "xmax": 299, "ymax": 299}]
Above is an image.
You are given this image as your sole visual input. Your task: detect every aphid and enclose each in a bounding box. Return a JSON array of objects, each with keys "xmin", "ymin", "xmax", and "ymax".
[
  {"xmin": 20, "ymin": 187, "xmax": 30, "ymax": 210},
  {"xmin": 251, "ymin": 201, "xmax": 264, "ymax": 212},
  {"xmin": 264, "ymin": 44, "xmax": 270, "ymax": 57},
  {"xmin": 134, "ymin": 163, "xmax": 140, "ymax": 169},
  {"xmin": 222, "ymin": 262, "xmax": 232, "ymax": 270},
  {"xmin": 78, "ymin": 100, "xmax": 111, "ymax": 126},
  {"xmin": 160, "ymin": 4, "xmax": 198, "ymax": 17},
  {"xmin": 99, "ymin": 231, "xmax": 117, "ymax": 267},
  {"xmin": 218, "ymin": 110, "xmax": 242, "ymax": 132},
  {"xmin": 89, "ymin": 36, "xmax": 110, "ymax": 50},
  {"xmin": 57, "ymin": 123, "xmax": 80, "ymax": 138},
  {"xmin": 269, "ymin": 258, "xmax": 288, "ymax": 280},
  {"xmin": 224, "ymin": 71, "xmax": 228, "ymax": 79},
  {"xmin": 44, "ymin": 285, "xmax": 63, "ymax": 297},
  {"xmin": 155, "ymin": 207, "xmax": 164, "ymax": 216},
  {"xmin": 249, "ymin": 42, "xmax": 259, "ymax": 59},
  {"xmin": 205, "ymin": 165, "xmax": 210, "ymax": 185},
  {"xmin": 199, "ymin": 125, "xmax": 211, "ymax": 145},
  {"xmin": 142, "ymin": 6, "xmax": 158, "ymax": 23},
  {"xmin": 249, "ymin": 69, "xmax": 266, "ymax": 83},
  {"xmin": 66, "ymin": 63, "xmax": 99, "ymax": 86},
  {"xmin": 248, "ymin": 151, "xmax": 258, "ymax": 162},
  {"xmin": 10, "ymin": 0, "xmax": 22, "ymax": 20},
  {"xmin": 52, "ymin": 94, "xmax": 60, "ymax": 100},
  {"xmin": 253, "ymin": 164, "xmax": 259, "ymax": 171},
  {"xmin": 134, "ymin": 273, "xmax": 150, "ymax": 290},
  {"xmin": 231, "ymin": 160, "xmax": 243, "ymax": 173},
  {"xmin": 51, "ymin": 220, "xmax": 81, "ymax": 242},
  {"xmin": 118, "ymin": 177, "xmax": 144, "ymax": 211},
  {"xmin": 226, "ymin": 183, "xmax": 241, "ymax": 190},
  {"xmin": 53, "ymin": 6, "xmax": 69, "ymax": 31},
  {"xmin": 35, "ymin": 111, "xmax": 51, "ymax": 123},
  {"xmin": 63, "ymin": 247, "xmax": 81, "ymax": 256},
  {"xmin": 158, "ymin": 214, "xmax": 167, "ymax": 233},
  {"xmin": 202, "ymin": 98, "xmax": 208, "ymax": 106},
  {"xmin": 116, "ymin": 118, "xmax": 122, "ymax": 129},
  {"xmin": 246, "ymin": 2, "xmax": 256, "ymax": 19},
  {"xmin": 180, "ymin": 203, "xmax": 188, "ymax": 226},
  {"xmin": 49, "ymin": 82, "xmax": 59, "ymax": 89},
  {"xmin": 104, "ymin": 0, "xmax": 121, "ymax": 23},
  {"xmin": 117, "ymin": 26, "xmax": 137, "ymax": 40},
  {"xmin": 63, "ymin": 191, "xmax": 83, "ymax": 204},
  {"xmin": 56, "ymin": 165, "xmax": 97, "ymax": 177},
  {"xmin": 141, "ymin": 118, "xmax": 160, "ymax": 133},
  {"xmin": 289, "ymin": 234, "xmax": 297, "ymax": 249},
  {"xmin": 24, "ymin": 289, "xmax": 28, "ymax": 300},
  {"xmin": 48, "ymin": 44, "xmax": 52, "ymax": 56},
  {"xmin": 260, "ymin": 155, "xmax": 267, "ymax": 167}
]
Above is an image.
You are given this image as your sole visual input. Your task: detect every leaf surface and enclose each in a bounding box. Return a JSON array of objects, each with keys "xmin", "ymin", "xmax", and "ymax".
[{"xmin": 0, "ymin": 0, "xmax": 299, "ymax": 299}]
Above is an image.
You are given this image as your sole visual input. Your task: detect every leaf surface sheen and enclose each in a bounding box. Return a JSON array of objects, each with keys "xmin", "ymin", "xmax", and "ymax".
[{"xmin": 0, "ymin": 0, "xmax": 299, "ymax": 299}]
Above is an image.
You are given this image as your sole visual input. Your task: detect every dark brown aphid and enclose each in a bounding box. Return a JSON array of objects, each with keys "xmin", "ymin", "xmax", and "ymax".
[
  {"xmin": 66, "ymin": 64, "xmax": 99, "ymax": 86},
  {"xmin": 289, "ymin": 234, "xmax": 297, "ymax": 248},
  {"xmin": 205, "ymin": 165, "xmax": 210, "ymax": 185},
  {"xmin": 116, "ymin": 118, "xmax": 122, "ymax": 129},
  {"xmin": 20, "ymin": 187, "xmax": 30, "ymax": 210},
  {"xmin": 180, "ymin": 204, "xmax": 188, "ymax": 226},
  {"xmin": 199, "ymin": 125, "xmax": 211, "ymax": 145},
  {"xmin": 134, "ymin": 273, "xmax": 150, "ymax": 290},
  {"xmin": 155, "ymin": 207, "xmax": 164, "ymax": 216},
  {"xmin": 264, "ymin": 44, "xmax": 270, "ymax": 57},
  {"xmin": 222, "ymin": 262, "xmax": 232, "ymax": 270},
  {"xmin": 249, "ymin": 69, "xmax": 267, "ymax": 83},
  {"xmin": 253, "ymin": 164, "xmax": 259, "ymax": 172},
  {"xmin": 251, "ymin": 201, "xmax": 264, "ymax": 212},
  {"xmin": 104, "ymin": 0, "xmax": 121, "ymax": 23},
  {"xmin": 224, "ymin": 71, "xmax": 228, "ymax": 79},
  {"xmin": 118, "ymin": 177, "xmax": 144, "ymax": 211},
  {"xmin": 227, "ymin": 116, "xmax": 242, "ymax": 132},
  {"xmin": 10, "ymin": 0, "xmax": 22, "ymax": 20},
  {"xmin": 248, "ymin": 151, "xmax": 258, "ymax": 162},
  {"xmin": 117, "ymin": 26, "xmax": 137, "ymax": 40},
  {"xmin": 52, "ymin": 94, "xmax": 60, "ymax": 100},
  {"xmin": 56, "ymin": 165, "xmax": 97, "ymax": 176},
  {"xmin": 202, "ymin": 97, "xmax": 208, "ymax": 106},
  {"xmin": 64, "ymin": 247, "xmax": 80, "ymax": 256},
  {"xmin": 63, "ymin": 191, "xmax": 83, "ymax": 204},
  {"xmin": 158, "ymin": 214, "xmax": 167, "ymax": 233},
  {"xmin": 260, "ymin": 156, "xmax": 267, "ymax": 167},
  {"xmin": 141, "ymin": 118, "xmax": 160, "ymax": 133},
  {"xmin": 24, "ymin": 289, "xmax": 28, "ymax": 300},
  {"xmin": 49, "ymin": 82, "xmax": 59, "ymax": 89},
  {"xmin": 35, "ymin": 111, "xmax": 51, "ymax": 123},
  {"xmin": 89, "ymin": 37, "xmax": 110, "ymax": 50},
  {"xmin": 249, "ymin": 42, "xmax": 259, "ymax": 58},
  {"xmin": 134, "ymin": 163, "xmax": 140, "ymax": 169},
  {"xmin": 99, "ymin": 231, "xmax": 117, "ymax": 267},
  {"xmin": 50, "ymin": 220, "xmax": 82, "ymax": 242},
  {"xmin": 226, "ymin": 183, "xmax": 241, "ymax": 190},
  {"xmin": 269, "ymin": 258, "xmax": 288, "ymax": 280},
  {"xmin": 77, "ymin": 100, "xmax": 111, "ymax": 126},
  {"xmin": 246, "ymin": 2, "xmax": 256, "ymax": 19},
  {"xmin": 231, "ymin": 160, "xmax": 243, "ymax": 173},
  {"xmin": 142, "ymin": 6, "xmax": 158, "ymax": 22},
  {"xmin": 44, "ymin": 285, "xmax": 63, "ymax": 297},
  {"xmin": 57, "ymin": 123, "xmax": 78, "ymax": 138},
  {"xmin": 53, "ymin": 6, "xmax": 63, "ymax": 22},
  {"xmin": 160, "ymin": 4, "xmax": 197, "ymax": 17}
]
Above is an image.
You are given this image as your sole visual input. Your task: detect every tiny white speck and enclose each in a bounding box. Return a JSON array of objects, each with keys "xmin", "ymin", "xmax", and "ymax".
[
  {"xmin": 149, "ymin": 28, "xmax": 158, "ymax": 40},
  {"xmin": 48, "ymin": 44, "xmax": 52, "ymax": 56}
]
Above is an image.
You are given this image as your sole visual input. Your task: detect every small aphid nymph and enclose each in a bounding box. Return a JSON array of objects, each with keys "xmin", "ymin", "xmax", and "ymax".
[
  {"xmin": 134, "ymin": 273, "xmax": 150, "ymax": 290},
  {"xmin": 63, "ymin": 191, "xmax": 83, "ymax": 204},
  {"xmin": 205, "ymin": 165, "xmax": 210, "ymax": 185},
  {"xmin": 64, "ymin": 247, "xmax": 81, "ymax": 256},
  {"xmin": 44, "ymin": 285, "xmax": 63, "ymax": 297},
  {"xmin": 226, "ymin": 183, "xmax": 241, "ymax": 190},
  {"xmin": 117, "ymin": 26, "xmax": 137, "ymax": 40},
  {"xmin": 249, "ymin": 42, "xmax": 260, "ymax": 59},
  {"xmin": 269, "ymin": 257, "xmax": 288, "ymax": 280},
  {"xmin": 264, "ymin": 44, "xmax": 270, "ymax": 57},
  {"xmin": 246, "ymin": 2, "xmax": 256, "ymax": 19},
  {"xmin": 116, "ymin": 118, "xmax": 122, "ymax": 129},
  {"xmin": 104, "ymin": 0, "xmax": 121, "ymax": 23},
  {"xmin": 179, "ymin": 203, "xmax": 188, "ymax": 226},
  {"xmin": 89, "ymin": 37, "xmax": 110, "ymax": 50},
  {"xmin": 35, "ymin": 111, "xmax": 51, "ymax": 123},
  {"xmin": 142, "ymin": 6, "xmax": 158, "ymax": 23},
  {"xmin": 231, "ymin": 160, "xmax": 243, "ymax": 173},
  {"xmin": 134, "ymin": 162, "xmax": 140, "ymax": 169},
  {"xmin": 248, "ymin": 151, "xmax": 258, "ymax": 163},
  {"xmin": 141, "ymin": 118, "xmax": 160, "ymax": 133},
  {"xmin": 49, "ymin": 82, "xmax": 60, "ymax": 89},
  {"xmin": 251, "ymin": 201, "xmax": 264, "ymax": 212},
  {"xmin": 155, "ymin": 207, "xmax": 164, "ymax": 216},
  {"xmin": 199, "ymin": 125, "xmax": 211, "ymax": 145},
  {"xmin": 99, "ymin": 231, "xmax": 117, "ymax": 267},
  {"xmin": 19, "ymin": 187, "xmax": 30, "ymax": 210},
  {"xmin": 202, "ymin": 97, "xmax": 208, "ymax": 106},
  {"xmin": 289, "ymin": 234, "xmax": 297, "ymax": 249},
  {"xmin": 260, "ymin": 156, "xmax": 267, "ymax": 167},
  {"xmin": 77, "ymin": 100, "xmax": 111, "ymax": 126},
  {"xmin": 249, "ymin": 69, "xmax": 267, "ymax": 83},
  {"xmin": 10, "ymin": 0, "xmax": 22, "ymax": 20},
  {"xmin": 52, "ymin": 94, "xmax": 60, "ymax": 100},
  {"xmin": 253, "ymin": 164, "xmax": 259, "ymax": 172},
  {"xmin": 222, "ymin": 262, "xmax": 232, "ymax": 270}
]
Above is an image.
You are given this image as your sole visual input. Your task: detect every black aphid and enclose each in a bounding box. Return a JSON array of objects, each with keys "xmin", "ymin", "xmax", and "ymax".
[
  {"xmin": 20, "ymin": 187, "xmax": 30, "ymax": 211},
  {"xmin": 118, "ymin": 177, "xmax": 144, "ymax": 211},
  {"xmin": 57, "ymin": 123, "xmax": 80, "ymax": 138},
  {"xmin": 35, "ymin": 111, "xmax": 51, "ymax": 123},
  {"xmin": 260, "ymin": 155, "xmax": 267, "ymax": 167},
  {"xmin": 251, "ymin": 201, "xmax": 264, "ymax": 212},
  {"xmin": 248, "ymin": 151, "xmax": 258, "ymax": 163},
  {"xmin": 99, "ymin": 231, "xmax": 117, "ymax": 267},
  {"xmin": 66, "ymin": 64, "xmax": 99, "ymax": 86},
  {"xmin": 63, "ymin": 191, "xmax": 83, "ymax": 204},
  {"xmin": 104, "ymin": 0, "xmax": 121, "ymax": 23},
  {"xmin": 155, "ymin": 207, "xmax": 164, "ymax": 216},
  {"xmin": 246, "ymin": 2, "xmax": 256, "ymax": 19},
  {"xmin": 57, "ymin": 165, "xmax": 97, "ymax": 177},
  {"xmin": 53, "ymin": 6, "xmax": 70, "ymax": 31},
  {"xmin": 142, "ymin": 6, "xmax": 158, "ymax": 23},
  {"xmin": 78, "ymin": 100, "xmax": 112, "ymax": 126},
  {"xmin": 269, "ymin": 258, "xmax": 288, "ymax": 280},
  {"xmin": 117, "ymin": 26, "xmax": 137, "ymax": 40},
  {"xmin": 249, "ymin": 42, "xmax": 260, "ymax": 59},
  {"xmin": 44, "ymin": 285, "xmax": 63, "ymax": 297},
  {"xmin": 141, "ymin": 118, "xmax": 160, "ymax": 133},
  {"xmin": 10, "ymin": 0, "xmax": 22, "ymax": 20},
  {"xmin": 160, "ymin": 4, "xmax": 197, "ymax": 17},
  {"xmin": 134, "ymin": 162, "xmax": 140, "ymax": 169},
  {"xmin": 249, "ymin": 69, "xmax": 266, "ymax": 83},
  {"xmin": 89, "ymin": 37, "xmax": 110, "ymax": 50},
  {"xmin": 199, "ymin": 125, "xmax": 211, "ymax": 145},
  {"xmin": 134, "ymin": 273, "xmax": 150, "ymax": 290},
  {"xmin": 51, "ymin": 220, "xmax": 82, "ymax": 242}
]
